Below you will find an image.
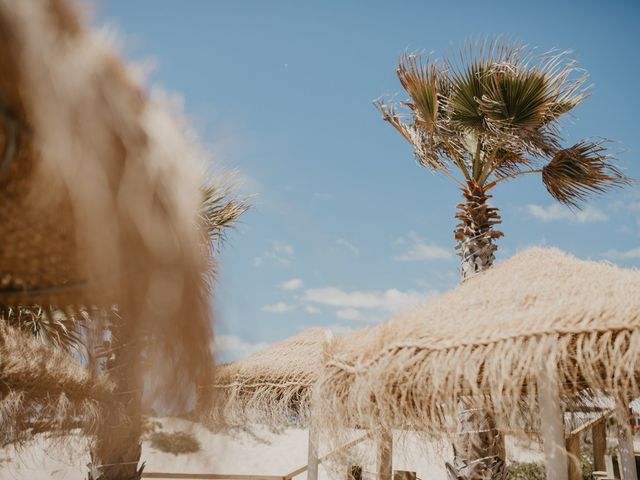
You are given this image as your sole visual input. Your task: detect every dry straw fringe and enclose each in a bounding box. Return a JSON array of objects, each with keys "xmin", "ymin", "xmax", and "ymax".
[
  {"xmin": 0, "ymin": 0, "xmax": 218, "ymax": 410},
  {"xmin": 0, "ymin": 323, "xmax": 114, "ymax": 446},
  {"xmin": 312, "ymin": 248, "xmax": 640, "ymax": 468},
  {"xmin": 202, "ymin": 328, "xmax": 334, "ymax": 429}
]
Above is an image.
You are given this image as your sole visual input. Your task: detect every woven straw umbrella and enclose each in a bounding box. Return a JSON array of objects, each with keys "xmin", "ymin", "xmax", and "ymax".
[
  {"xmin": 0, "ymin": 322, "xmax": 112, "ymax": 446},
  {"xmin": 315, "ymin": 248, "xmax": 640, "ymax": 479},
  {"xmin": 202, "ymin": 328, "xmax": 333, "ymax": 480},
  {"xmin": 0, "ymin": 1, "xmax": 219, "ymax": 477}
]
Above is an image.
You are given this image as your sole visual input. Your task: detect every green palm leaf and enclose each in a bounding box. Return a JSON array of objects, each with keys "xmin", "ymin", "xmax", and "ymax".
[{"xmin": 447, "ymin": 60, "xmax": 489, "ymax": 130}]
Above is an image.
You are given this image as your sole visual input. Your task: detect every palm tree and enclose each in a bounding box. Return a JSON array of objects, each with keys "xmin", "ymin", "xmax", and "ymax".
[{"xmin": 375, "ymin": 40, "xmax": 629, "ymax": 479}]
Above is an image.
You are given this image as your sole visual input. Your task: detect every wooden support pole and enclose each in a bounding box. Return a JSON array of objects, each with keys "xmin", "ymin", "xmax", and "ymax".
[
  {"xmin": 593, "ymin": 421, "xmax": 607, "ymax": 473},
  {"xmin": 565, "ymin": 434, "xmax": 582, "ymax": 480},
  {"xmin": 377, "ymin": 430, "xmax": 393, "ymax": 480},
  {"xmin": 307, "ymin": 424, "xmax": 319, "ymax": 480},
  {"xmin": 538, "ymin": 368, "xmax": 569, "ymax": 480},
  {"xmin": 616, "ymin": 400, "xmax": 638, "ymax": 480}
]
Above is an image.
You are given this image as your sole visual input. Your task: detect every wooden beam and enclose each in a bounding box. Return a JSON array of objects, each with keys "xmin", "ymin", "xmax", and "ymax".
[
  {"xmin": 307, "ymin": 425, "xmax": 319, "ymax": 480},
  {"xmin": 616, "ymin": 400, "xmax": 638, "ymax": 480},
  {"xmin": 569, "ymin": 408, "xmax": 614, "ymax": 437},
  {"xmin": 142, "ymin": 474, "xmax": 285, "ymax": 480},
  {"xmin": 377, "ymin": 429, "xmax": 393, "ymax": 480},
  {"xmin": 565, "ymin": 434, "xmax": 581, "ymax": 480},
  {"xmin": 284, "ymin": 432, "xmax": 373, "ymax": 479},
  {"xmin": 592, "ymin": 421, "xmax": 607, "ymax": 473},
  {"xmin": 538, "ymin": 368, "xmax": 569, "ymax": 480}
]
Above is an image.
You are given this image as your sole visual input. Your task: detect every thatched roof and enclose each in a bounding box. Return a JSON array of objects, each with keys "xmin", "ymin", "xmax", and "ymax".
[
  {"xmin": 0, "ymin": 322, "xmax": 113, "ymax": 445},
  {"xmin": 203, "ymin": 328, "xmax": 332, "ymax": 428},
  {"xmin": 0, "ymin": 0, "xmax": 214, "ymax": 403},
  {"xmin": 315, "ymin": 248, "xmax": 640, "ymax": 444}
]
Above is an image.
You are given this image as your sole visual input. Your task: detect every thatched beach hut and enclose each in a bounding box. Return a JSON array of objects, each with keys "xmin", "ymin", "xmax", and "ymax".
[
  {"xmin": 203, "ymin": 328, "xmax": 332, "ymax": 429},
  {"xmin": 202, "ymin": 328, "xmax": 334, "ymax": 480},
  {"xmin": 315, "ymin": 248, "xmax": 640, "ymax": 479},
  {"xmin": 0, "ymin": 322, "xmax": 112, "ymax": 446}
]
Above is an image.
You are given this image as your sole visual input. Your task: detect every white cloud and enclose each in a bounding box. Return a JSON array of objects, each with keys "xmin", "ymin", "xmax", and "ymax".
[
  {"xmin": 610, "ymin": 198, "xmax": 640, "ymax": 212},
  {"xmin": 603, "ymin": 246, "xmax": 640, "ymax": 260},
  {"xmin": 304, "ymin": 305, "xmax": 321, "ymax": 314},
  {"xmin": 525, "ymin": 204, "xmax": 608, "ymax": 223},
  {"xmin": 336, "ymin": 308, "xmax": 361, "ymax": 320},
  {"xmin": 335, "ymin": 237, "xmax": 360, "ymax": 256},
  {"xmin": 215, "ymin": 334, "xmax": 269, "ymax": 358},
  {"xmin": 254, "ymin": 241, "xmax": 296, "ymax": 267},
  {"xmin": 303, "ymin": 287, "xmax": 436, "ymax": 315},
  {"xmin": 262, "ymin": 302, "xmax": 296, "ymax": 313},
  {"xmin": 279, "ymin": 278, "xmax": 304, "ymax": 290},
  {"xmin": 395, "ymin": 232, "xmax": 452, "ymax": 262}
]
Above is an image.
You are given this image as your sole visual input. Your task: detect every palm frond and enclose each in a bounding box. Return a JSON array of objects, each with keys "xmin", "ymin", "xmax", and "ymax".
[
  {"xmin": 542, "ymin": 140, "xmax": 630, "ymax": 207},
  {"xmin": 397, "ymin": 53, "xmax": 439, "ymax": 132},
  {"xmin": 374, "ymin": 98, "xmax": 448, "ymax": 172},
  {"xmin": 444, "ymin": 40, "xmax": 588, "ymax": 157},
  {"xmin": 0, "ymin": 306, "xmax": 83, "ymax": 351},
  {"xmin": 447, "ymin": 60, "xmax": 489, "ymax": 131},
  {"xmin": 200, "ymin": 183, "xmax": 249, "ymax": 251}
]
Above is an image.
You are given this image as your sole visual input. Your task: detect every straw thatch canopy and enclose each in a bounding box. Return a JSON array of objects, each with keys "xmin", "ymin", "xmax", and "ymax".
[
  {"xmin": 0, "ymin": 0, "xmax": 214, "ymax": 401},
  {"xmin": 315, "ymin": 248, "xmax": 640, "ymax": 443},
  {"xmin": 203, "ymin": 328, "xmax": 332, "ymax": 428},
  {"xmin": 0, "ymin": 322, "xmax": 113, "ymax": 446}
]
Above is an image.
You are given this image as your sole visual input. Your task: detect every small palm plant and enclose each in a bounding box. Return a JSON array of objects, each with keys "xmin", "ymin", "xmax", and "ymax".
[{"xmin": 376, "ymin": 40, "xmax": 629, "ymax": 479}]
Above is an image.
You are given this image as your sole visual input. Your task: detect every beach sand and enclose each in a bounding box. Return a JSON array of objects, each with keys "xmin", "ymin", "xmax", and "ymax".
[{"xmin": 0, "ymin": 417, "xmax": 557, "ymax": 480}]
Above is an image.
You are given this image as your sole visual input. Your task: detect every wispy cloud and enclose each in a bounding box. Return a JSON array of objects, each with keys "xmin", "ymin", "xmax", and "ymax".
[
  {"xmin": 603, "ymin": 246, "xmax": 640, "ymax": 260},
  {"xmin": 335, "ymin": 237, "xmax": 360, "ymax": 256},
  {"xmin": 303, "ymin": 286, "xmax": 436, "ymax": 315},
  {"xmin": 279, "ymin": 278, "xmax": 304, "ymax": 290},
  {"xmin": 525, "ymin": 204, "xmax": 607, "ymax": 223},
  {"xmin": 215, "ymin": 334, "xmax": 270, "ymax": 359},
  {"xmin": 254, "ymin": 241, "xmax": 296, "ymax": 267},
  {"xmin": 304, "ymin": 305, "xmax": 321, "ymax": 314},
  {"xmin": 609, "ymin": 197, "xmax": 640, "ymax": 212},
  {"xmin": 262, "ymin": 302, "xmax": 296, "ymax": 313},
  {"xmin": 336, "ymin": 308, "xmax": 361, "ymax": 320},
  {"xmin": 395, "ymin": 232, "xmax": 452, "ymax": 262}
]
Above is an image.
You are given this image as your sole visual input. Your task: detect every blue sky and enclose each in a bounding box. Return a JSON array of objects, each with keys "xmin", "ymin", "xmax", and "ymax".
[{"xmin": 97, "ymin": 0, "xmax": 640, "ymax": 361}]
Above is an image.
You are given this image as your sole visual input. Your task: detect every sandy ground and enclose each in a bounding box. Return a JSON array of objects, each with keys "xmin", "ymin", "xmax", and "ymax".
[{"xmin": 0, "ymin": 417, "xmax": 551, "ymax": 480}]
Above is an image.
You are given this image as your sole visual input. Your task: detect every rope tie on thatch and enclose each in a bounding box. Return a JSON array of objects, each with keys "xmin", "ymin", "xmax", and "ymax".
[
  {"xmin": 0, "ymin": 280, "xmax": 88, "ymax": 297},
  {"xmin": 209, "ymin": 380, "xmax": 315, "ymax": 389},
  {"xmin": 91, "ymin": 461, "xmax": 141, "ymax": 467}
]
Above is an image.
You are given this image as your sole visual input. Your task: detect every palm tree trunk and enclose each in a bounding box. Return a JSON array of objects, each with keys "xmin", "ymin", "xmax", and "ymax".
[
  {"xmin": 88, "ymin": 320, "xmax": 144, "ymax": 480},
  {"xmin": 454, "ymin": 183, "xmax": 502, "ymax": 281},
  {"xmin": 446, "ymin": 182, "xmax": 506, "ymax": 480}
]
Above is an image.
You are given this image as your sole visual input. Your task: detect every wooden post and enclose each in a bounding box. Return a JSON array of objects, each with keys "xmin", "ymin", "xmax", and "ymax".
[
  {"xmin": 593, "ymin": 421, "xmax": 607, "ymax": 473},
  {"xmin": 307, "ymin": 424, "xmax": 319, "ymax": 480},
  {"xmin": 565, "ymin": 434, "xmax": 581, "ymax": 480},
  {"xmin": 616, "ymin": 401, "xmax": 638, "ymax": 480},
  {"xmin": 377, "ymin": 430, "xmax": 393, "ymax": 480},
  {"xmin": 538, "ymin": 368, "xmax": 569, "ymax": 480}
]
